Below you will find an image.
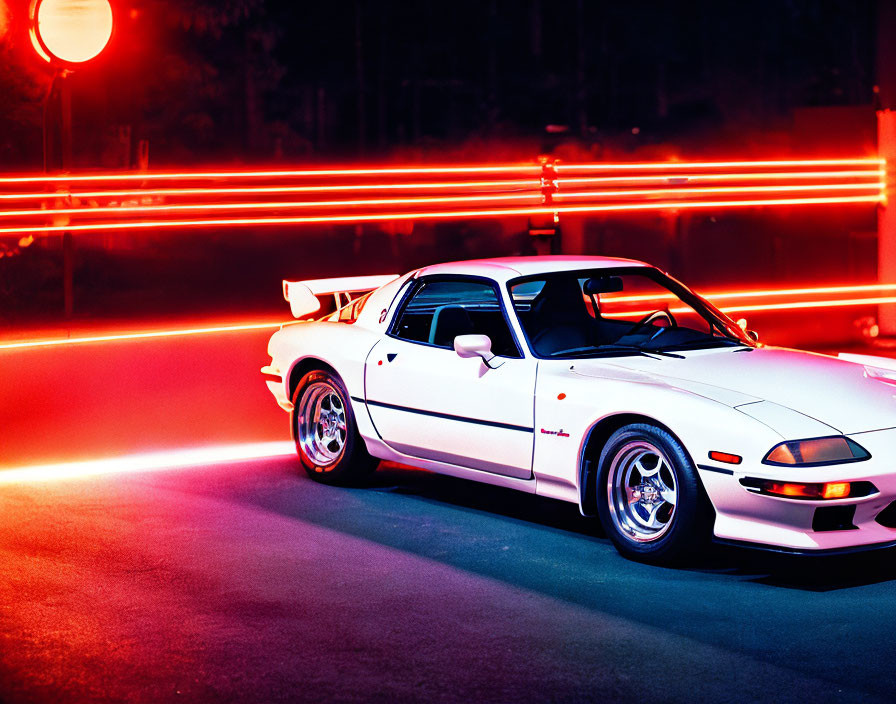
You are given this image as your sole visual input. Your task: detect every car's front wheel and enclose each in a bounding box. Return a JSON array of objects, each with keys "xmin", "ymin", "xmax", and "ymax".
[
  {"xmin": 596, "ymin": 423, "xmax": 711, "ymax": 564},
  {"xmin": 292, "ymin": 369, "xmax": 378, "ymax": 485}
]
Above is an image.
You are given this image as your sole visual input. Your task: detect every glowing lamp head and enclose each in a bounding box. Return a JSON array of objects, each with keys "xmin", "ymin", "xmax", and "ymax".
[
  {"xmin": 29, "ymin": 0, "xmax": 113, "ymax": 66},
  {"xmin": 0, "ymin": 2, "xmax": 10, "ymax": 43}
]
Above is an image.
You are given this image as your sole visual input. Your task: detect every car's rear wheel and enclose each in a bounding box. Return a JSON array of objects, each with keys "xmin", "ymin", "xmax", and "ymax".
[
  {"xmin": 596, "ymin": 423, "xmax": 711, "ymax": 564},
  {"xmin": 292, "ymin": 369, "xmax": 378, "ymax": 485}
]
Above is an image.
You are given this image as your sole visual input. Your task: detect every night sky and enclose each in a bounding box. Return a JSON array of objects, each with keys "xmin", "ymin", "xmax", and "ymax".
[{"xmin": 0, "ymin": 1, "xmax": 880, "ymax": 168}]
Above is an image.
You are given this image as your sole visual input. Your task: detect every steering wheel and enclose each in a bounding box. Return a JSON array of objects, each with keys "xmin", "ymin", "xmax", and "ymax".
[{"xmin": 627, "ymin": 310, "xmax": 676, "ymax": 339}]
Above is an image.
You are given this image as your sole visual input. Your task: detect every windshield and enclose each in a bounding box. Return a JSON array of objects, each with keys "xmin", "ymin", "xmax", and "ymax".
[{"xmin": 508, "ymin": 267, "xmax": 754, "ymax": 358}]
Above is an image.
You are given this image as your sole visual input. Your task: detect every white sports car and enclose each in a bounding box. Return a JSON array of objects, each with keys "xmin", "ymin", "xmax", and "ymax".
[{"xmin": 262, "ymin": 256, "xmax": 896, "ymax": 563}]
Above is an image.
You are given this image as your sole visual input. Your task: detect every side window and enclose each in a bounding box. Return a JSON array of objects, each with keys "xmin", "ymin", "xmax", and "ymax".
[{"xmin": 391, "ymin": 279, "xmax": 521, "ymax": 357}]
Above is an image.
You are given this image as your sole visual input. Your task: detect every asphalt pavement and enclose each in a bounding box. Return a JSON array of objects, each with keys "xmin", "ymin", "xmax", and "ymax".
[
  {"xmin": 4, "ymin": 327, "xmax": 896, "ymax": 703},
  {"xmin": 2, "ymin": 457, "xmax": 896, "ymax": 703}
]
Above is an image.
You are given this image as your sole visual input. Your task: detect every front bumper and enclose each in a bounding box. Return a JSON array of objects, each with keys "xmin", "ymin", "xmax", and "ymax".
[
  {"xmin": 699, "ymin": 427, "xmax": 896, "ymax": 552},
  {"xmin": 261, "ymin": 365, "xmax": 293, "ymax": 411}
]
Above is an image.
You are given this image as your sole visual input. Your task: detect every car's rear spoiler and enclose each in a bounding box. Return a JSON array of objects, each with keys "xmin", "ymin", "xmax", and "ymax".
[{"xmin": 282, "ymin": 274, "xmax": 399, "ymax": 319}]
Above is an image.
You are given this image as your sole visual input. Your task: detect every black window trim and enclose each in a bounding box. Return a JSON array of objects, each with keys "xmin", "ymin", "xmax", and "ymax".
[
  {"xmin": 382, "ymin": 274, "xmax": 417, "ymax": 328},
  {"xmin": 386, "ymin": 273, "xmax": 525, "ymax": 359},
  {"xmin": 506, "ymin": 265, "xmax": 755, "ymax": 360}
]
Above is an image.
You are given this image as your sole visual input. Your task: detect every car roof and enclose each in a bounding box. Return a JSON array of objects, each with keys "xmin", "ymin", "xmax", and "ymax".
[{"xmin": 415, "ymin": 255, "xmax": 649, "ymax": 281}]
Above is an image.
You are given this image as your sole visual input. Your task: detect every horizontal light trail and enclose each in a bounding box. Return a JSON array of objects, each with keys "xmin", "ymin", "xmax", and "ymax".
[
  {"xmin": 556, "ymin": 158, "xmax": 885, "ymax": 171},
  {"xmin": 0, "ymin": 442, "xmax": 296, "ymax": 483},
  {"xmin": 0, "ymin": 320, "xmax": 285, "ymax": 350},
  {"xmin": 553, "ymin": 182, "xmax": 883, "ymax": 200},
  {"xmin": 0, "ymin": 170, "xmax": 880, "ymax": 204},
  {"xmin": 0, "ymin": 158, "xmax": 883, "ymax": 185},
  {"xmin": 0, "ymin": 191, "xmax": 544, "ymax": 219},
  {"xmin": 720, "ymin": 296, "xmax": 896, "ymax": 314},
  {"xmin": 0, "ymin": 194, "xmax": 882, "ymax": 236},
  {"xmin": 708, "ymin": 283, "xmax": 896, "ymax": 300},
  {"xmin": 0, "ymin": 179, "xmax": 544, "ymax": 202},
  {"xmin": 557, "ymin": 170, "xmax": 883, "ymax": 186},
  {"xmin": 0, "ymin": 164, "xmax": 543, "ymax": 184},
  {"xmin": 3, "ymin": 284, "xmax": 896, "ymax": 352},
  {"xmin": 605, "ymin": 296, "xmax": 896, "ymax": 319},
  {"xmin": 0, "ymin": 159, "xmax": 880, "ymax": 232},
  {"xmin": 609, "ymin": 283, "xmax": 896, "ymax": 304},
  {"xmin": 2, "ymin": 183, "xmax": 882, "ymax": 221}
]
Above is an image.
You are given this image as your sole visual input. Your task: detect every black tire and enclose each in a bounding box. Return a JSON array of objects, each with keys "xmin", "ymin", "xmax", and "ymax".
[
  {"xmin": 595, "ymin": 423, "xmax": 712, "ymax": 564},
  {"xmin": 291, "ymin": 369, "xmax": 378, "ymax": 485}
]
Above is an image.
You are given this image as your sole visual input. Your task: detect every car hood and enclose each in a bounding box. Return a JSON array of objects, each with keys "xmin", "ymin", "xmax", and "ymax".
[{"xmin": 569, "ymin": 346, "xmax": 896, "ymax": 435}]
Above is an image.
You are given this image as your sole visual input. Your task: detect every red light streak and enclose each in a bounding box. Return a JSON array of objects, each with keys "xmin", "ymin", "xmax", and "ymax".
[
  {"xmin": 708, "ymin": 283, "xmax": 896, "ymax": 300},
  {"xmin": 605, "ymin": 296, "xmax": 896, "ymax": 319},
  {"xmin": 0, "ymin": 192, "xmax": 544, "ymax": 220},
  {"xmin": 719, "ymin": 296, "xmax": 896, "ymax": 314},
  {"xmin": 0, "ymin": 158, "xmax": 883, "ymax": 185},
  {"xmin": 0, "ymin": 164, "xmax": 543, "ymax": 184},
  {"xmin": 0, "ymin": 442, "xmax": 296, "ymax": 483},
  {"xmin": 1, "ymin": 183, "xmax": 882, "ymax": 221},
  {"xmin": 0, "ymin": 179, "xmax": 544, "ymax": 202},
  {"xmin": 0, "ymin": 321, "xmax": 285, "ymax": 350},
  {"xmin": 556, "ymin": 158, "xmax": 885, "ymax": 171},
  {"xmin": 610, "ymin": 283, "xmax": 896, "ymax": 304},
  {"xmin": 0, "ymin": 195, "xmax": 882, "ymax": 236},
  {"xmin": 553, "ymin": 182, "xmax": 883, "ymax": 200},
  {"xmin": 0, "ymin": 170, "xmax": 880, "ymax": 203},
  {"xmin": 557, "ymin": 170, "xmax": 883, "ymax": 186},
  {"xmin": 3, "ymin": 284, "xmax": 895, "ymax": 352}
]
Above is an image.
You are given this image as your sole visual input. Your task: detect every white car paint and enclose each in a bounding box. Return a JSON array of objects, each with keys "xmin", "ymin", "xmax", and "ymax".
[
  {"xmin": 365, "ymin": 338, "xmax": 537, "ymax": 479},
  {"xmin": 264, "ymin": 255, "xmax": 896, "ymax": 554},
  {"xmin": 283, "ymin": 274, "xmax": 399, "ymax": 319}
]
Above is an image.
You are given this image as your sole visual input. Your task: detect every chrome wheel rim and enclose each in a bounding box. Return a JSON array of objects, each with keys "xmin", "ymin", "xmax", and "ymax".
[
  {"xmin": 297, "ymin": 381, "xmax": 347, "ymax": 468},
  {"xmin": 607, "ymin": 440, "xmax": 678, "ymax": 543}
]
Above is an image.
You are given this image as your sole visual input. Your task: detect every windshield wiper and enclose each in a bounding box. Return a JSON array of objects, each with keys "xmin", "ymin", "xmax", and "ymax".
[
  {"xmin": 652, "ymin": 338, "xmax": 750, "ymax": 352},
  {"xmin": 562, "ymin": 344, "xmax": 684, "ymax": 360}
]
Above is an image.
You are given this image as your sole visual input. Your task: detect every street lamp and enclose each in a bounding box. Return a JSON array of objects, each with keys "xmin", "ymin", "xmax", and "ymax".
[
  {"xmin": 28, "ymin": 0, "xmax": 114, "ymax": 318},
  {"xmin": 30, "ymin": 0, "xmax": 113, "ymax": 66}
]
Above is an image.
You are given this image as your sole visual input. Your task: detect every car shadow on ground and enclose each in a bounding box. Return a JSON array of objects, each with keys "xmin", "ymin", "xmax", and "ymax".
[
  {"xmin": 722, "ymin": 548, "xmax": 896, "ymax": 591},
  {"xmin": 195, "ymin": 456, "xmax": 896, "ymax": 595},
  {"xmin": 366, "ymin": 463, "xmax": 896, "ymax": 593},
  {"xmin": 369, "ymin": 463, "xmax": 600, "ymax": 537}
]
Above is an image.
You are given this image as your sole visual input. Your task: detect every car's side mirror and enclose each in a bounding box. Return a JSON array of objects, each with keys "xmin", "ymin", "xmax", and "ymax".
[
  {"xmin": 737, "ymin": 317, "xmax": 759, "ymax": 342},
  {"xmin": 454, "ymin": 334, "xmax": 503, "ymax": 369}
]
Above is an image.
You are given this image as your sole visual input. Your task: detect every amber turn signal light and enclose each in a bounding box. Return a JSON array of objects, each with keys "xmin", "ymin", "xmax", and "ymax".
[{"xmin": 739, "ymin": 478, "xmax": 877, "ymax": 500}]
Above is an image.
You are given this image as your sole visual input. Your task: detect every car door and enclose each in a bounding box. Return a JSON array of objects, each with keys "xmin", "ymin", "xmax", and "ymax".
[{"xmin": 364, "ymin": 275, "xmax": 536, "ymax": 479}]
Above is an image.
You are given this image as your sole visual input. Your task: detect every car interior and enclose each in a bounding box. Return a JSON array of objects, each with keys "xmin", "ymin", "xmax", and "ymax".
[
  {"xmin": 390, "ymin": 272, "xmax": 737, "ymax": 360},
  {"xmin": 391, "ymin": 280, "xmax": 522, "ymax": 357},
  {"xmin": 512, "ymin": 272, "xmax": 728, "ymax": 357}
]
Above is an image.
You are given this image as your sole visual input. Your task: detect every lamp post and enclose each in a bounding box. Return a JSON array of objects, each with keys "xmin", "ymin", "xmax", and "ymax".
[{"xmin": 29, "ymin": 0, "xmax": 113, "ymax": 319}]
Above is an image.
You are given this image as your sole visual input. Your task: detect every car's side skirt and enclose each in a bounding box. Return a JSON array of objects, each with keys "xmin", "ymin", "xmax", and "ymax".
[
  {"xmin": 360, "ymin": 434, "xmax": 538, "ymax": 494},
  {"xmin": 385, "ymin": 441, "xmax": 532, "ymax": 480},
  {"xmin": 352, "ymin": 396, "xmax": 534, "ymax": 479}
]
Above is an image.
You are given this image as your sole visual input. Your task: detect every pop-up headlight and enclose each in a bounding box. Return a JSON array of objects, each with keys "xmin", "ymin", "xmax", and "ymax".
[{"xmin": 762, "ymin": 436, "xmax": 870, "ymax": 466}]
